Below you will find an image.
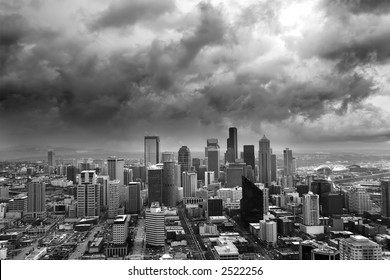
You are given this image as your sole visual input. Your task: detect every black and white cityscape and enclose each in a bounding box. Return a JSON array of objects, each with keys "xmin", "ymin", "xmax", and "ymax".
[{"xmin": 1, "ymin": 0, "xmax": 390, "ymax": 261}]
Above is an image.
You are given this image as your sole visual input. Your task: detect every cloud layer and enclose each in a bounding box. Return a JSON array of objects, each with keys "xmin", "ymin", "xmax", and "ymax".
[{"xmin": 0, "ymin": 0, "xmax": 390, "ymax": 153}]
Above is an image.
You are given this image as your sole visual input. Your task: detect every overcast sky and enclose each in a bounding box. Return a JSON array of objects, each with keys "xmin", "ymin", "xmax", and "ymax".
[{"xmin": 1, "ymin": 0, "xmax": 390, "ymax": 155}]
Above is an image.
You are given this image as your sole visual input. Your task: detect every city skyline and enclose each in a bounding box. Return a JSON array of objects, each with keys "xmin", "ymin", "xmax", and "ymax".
[{"xmin": 1, "ymin": 0, "xmax": 390, "ymax": 155}]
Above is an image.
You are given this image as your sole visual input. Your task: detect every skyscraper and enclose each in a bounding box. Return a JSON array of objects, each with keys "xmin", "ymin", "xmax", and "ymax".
[
  {"xmin": 240, "ymin": 176, "xmax": 264, "ymax": 225},
  {"xmin": 144, "ymin": 136, "xmax": 160, "ymax": 166},
  {"xmin": 107, "ymin": 157, "xmax": 124, "ymax": 185},
  {"xmin": 48, "ymin": 150, "xmax": 55, "ymax": 166},
  {"xmin": 145, "ymin": 202, "xmax": 166, "ymax": 247},
  {"xmin": 283, "ymin": 148, "xmax": 293, "ymax": 176},
  {"xmin": 270, "ymin": 153, "xmax": 277, "ymax": 182},
  {"xmin": 259, "ymin": 135, "xmax": 271, "ymax": 186},
  {"xmin": 77, "ymin": 171, "xmax": 101, "ymax": 217},
  {"xmin": 182, "ymin": 171, "xmax": 197, "ymax": 197},
  {"xmin": 227, "ymin": 127, "xmax": 238, "ymax": 160},
  {"xmin": 243, "ymin": 145, "xmax": 255, "ymax": 170},
  {"xmin": 125, "ymin": 182, "xmax": 142, "ymax": 214},
  {"xmin": 206, "ymin": 139, "xmax": 220, "ymax": 180},
  {"xmin": 148, "ymin": 166, "xmax": 163, "ymax": 206},
  {"xmin": 162, "ymin": 161, "xmax": 178, "ymax": 207},
  {"xmin": 381, "ymin": 179, "xmax": 390, "ymax": 218},
  {"xmin": 27, "ymin": 179, "xmax": 46, "ymax": 219},
  {"xmin": 108, "ymin": 180, "xmax": 121, "ymax": 218},
  {"xmin": 302, "ymin": 192, "xmax": 320, "ymax": 226},
  {"xmin": 178, "ymin": 146, "xmax": 191, "ymax": 173}
]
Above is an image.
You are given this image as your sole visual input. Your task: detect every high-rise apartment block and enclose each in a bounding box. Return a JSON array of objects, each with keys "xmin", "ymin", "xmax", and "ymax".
[{"xmin": 302, "ymin": 192, "xmax": 320, "ymax": 226}]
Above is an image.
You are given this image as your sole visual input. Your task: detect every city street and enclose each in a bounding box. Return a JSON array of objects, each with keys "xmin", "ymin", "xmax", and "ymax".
[{"xmin": 68, "ymin": 226, "xmax": 102, "ymax": 260}]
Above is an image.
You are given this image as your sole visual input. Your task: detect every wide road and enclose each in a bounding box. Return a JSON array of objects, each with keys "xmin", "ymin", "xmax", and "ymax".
[
  {"xmin": 129, "ymin": 218, "xmax": 145, "ymax": 258},
  {"xmin": 68, "ymin": 225, "xmax": 102, "ymax": 260},
  {"xmin": 178, "ymin": 206, "xmax": 205, "ymax": 260}
]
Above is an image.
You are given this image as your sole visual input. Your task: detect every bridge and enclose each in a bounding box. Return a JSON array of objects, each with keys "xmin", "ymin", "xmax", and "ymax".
[{"xmin": 333, "ymin": 172, "xmax": 390, "ymax": 184}]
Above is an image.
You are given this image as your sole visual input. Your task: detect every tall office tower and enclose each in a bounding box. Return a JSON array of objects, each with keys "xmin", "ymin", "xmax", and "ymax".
[
  {"xmin": 48, "ymin": 150, "xmax": 55, "ymax": 166},
  {"xmin": 162, "ymin": 162, "xmax": 178, "ymax": 207},
  {"xmin": 227, "ymin": 127, "xmax": 238, "ymax": 160},
  {"xmin": 207, "ymin": 198, "xmax": 223, "ymax": 217},
  {"xmin": 339, "ymin": 235, "xmax": 382, "ymax": 260},
  {"xmin": 348, "ymin": 187, "xmax": 372, "ymax": 215},
  {"xmin": 107, "ymin": 157, "xmax": 124, "ymax": 185},
  {"xmin": 205, "ymin": 171, "xmax": 215, "ymax": 186},
  {"xmin": 123, "ymin": 168, "xmax": 133, "ymax": 186},
  {"xmin": 148, "ymin": 166, "xmax": 163, "ymax": 206},
  {"xmin": 381, "ymin": 179, "xmax": 390, "ymax": 218},
  {"xmin": 161, "ymin": 152, "xmax": 175, "ymax": 163},
  {"xmin": 113, "ymin": 215, "xmax": 129, "ymax": 244},
  {"xmin": 283, "ymin": 148, "xmax": 293, "ymax": 176},
  {"xmin": 125, "ymin": 182, "xmax": 141, "ymax": 214},
  {"xmin": 310, "ymin": 179, "xmax": 332, "ymax": 200},
  {"xmin": 144, "ymin": 136, "xmax": 160, "ymax": 166},
  {"xmin": 206, "ymin": 139, "xmax": 220, "ymax": 180},
  {"xmin": 291, "ymin": 158, "xmax": 297, "ymax": 174},
  {"xmin": 192, "ymin": 158, "xmax": 201, "ymax": 173},
  {"xmin": 97, "ymin": 175, "xmax": 109, "ymax": 207},
  {"xmin": 255, "ymin": 183, "xmax": 269, "ymax": 215},
  {"xmin": 302, "ymin": 192, "xmax": 320, "ymax": 226},
  {"xmin": 27, "ymin": 179, "xmax": 47, "ymax": 218},
  {"xmin": 77, "ymin": 171, "xmax": 101, "ymax": 217},
  {"xmin": 145, "ymin": 202, "xmax": 166, "ymax": 247},
  {"xmin": 108, "ymin": 180, "xmax": 121, "ymax": 218},
  {"xmin": 243, "ymin": 145, "xmax": 255, "ymax": 171},
  {"xmin": 226, "ymin": 162, "xmax": 247, "ymax": 188},
  {"xmin": 240, "ymin": 176, "xmax": 264, "ymax": 225},
  {"xmin": 178, "ymin": 146, "xmax": 192, "ymax": 173},
  {"xmin": 270, "ymin": 154, "xmax": 277, "ymax": 182},
  {"xmin": 198, "ymin": 165, "xmax": 207, "ymax": 181},
  {"xmin": 321, "ymin": 193, "xmax": 343, "ymax": 216},
  {"xmin": 225, "ymin": 148, "xmax": 235, "ymax": 164},
  {"xmin": 182, "ymin": 172, "xmax": 197, "ymax": 197},
  {"xmin": 259, "ymin": 135, "xmax": 271, "ymax": 186}
]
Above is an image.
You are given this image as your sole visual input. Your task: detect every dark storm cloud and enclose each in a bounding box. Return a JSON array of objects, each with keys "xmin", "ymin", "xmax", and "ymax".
[
  {"xmin": 178, "ymin": 2, "xmax": 226, "ymax": 67},
  {"xmin": 326, "ymin": 0, "xmax": 390, "ymax": 15},
  {"xmin": 0, "ymin": 13, "xmax": 28, "ymax": 46},
  {"xmin": 310, "ymin": 0, "xmax": 390, "ymax": 71},
  {"xmin": 197, "ymin": 72, "xmax": 375, "ymax": 129},
  {"xmin": 0, "ymin": 0, "xmax": 388, "ymax": 151},
  {"xmin": 90, "ymin": 0, "xmax": 176, "ymax": 30}
]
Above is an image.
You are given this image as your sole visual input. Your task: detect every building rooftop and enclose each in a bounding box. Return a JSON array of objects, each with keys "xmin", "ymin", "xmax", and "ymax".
[
  {"xmin": 114, "ymin": 215, "xmax": 128, "ymax": 224},
  {"xmin": 215, "ymin": 244, "xmax": 239, "ymax": 256}
]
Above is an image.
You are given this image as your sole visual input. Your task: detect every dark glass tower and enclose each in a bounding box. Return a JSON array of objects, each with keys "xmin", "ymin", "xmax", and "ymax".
[
  {"xmin": 240, "ymin": 176, "xmax": 264, "ymax": 225},
  {"xmin": 178, "ymin": 146, "xmax": 192, "ymax": 173},
  {"xmin": 227, "ymin": 127, "xmax": 238, "ymax": 160},
  {"xmin": 243, "ymin": 145, "xmax": 255, "ymax": 170}
]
